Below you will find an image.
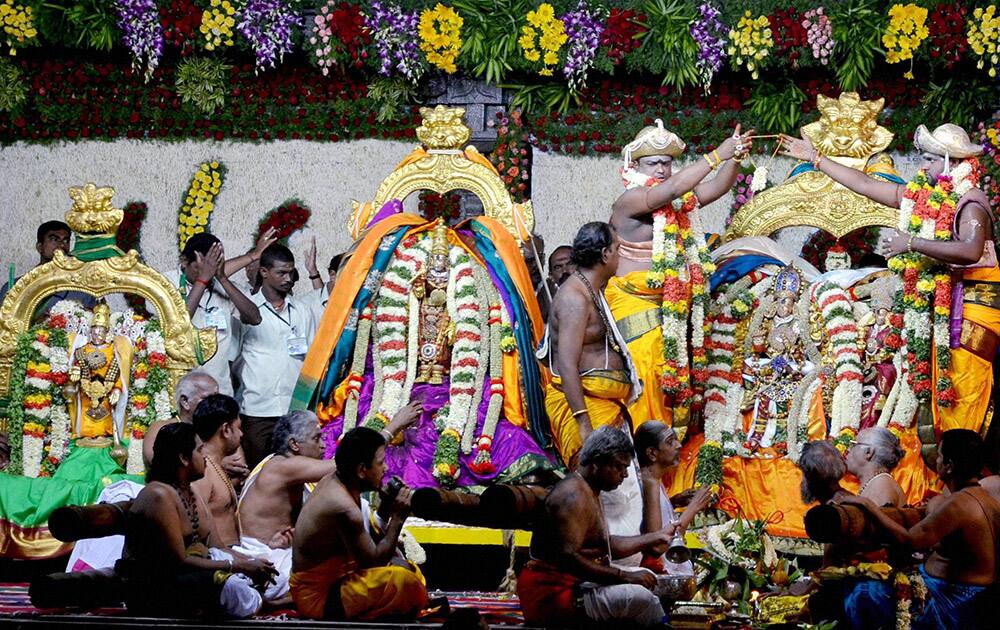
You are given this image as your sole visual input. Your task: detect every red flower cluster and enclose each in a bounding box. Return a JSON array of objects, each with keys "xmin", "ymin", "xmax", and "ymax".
[
  {"xmin": 418, "ymin": 191, "xmax": 461, "ymax": 221},
  {"xmin": 325, "ymin": 2, "xmax": 371, "ymax": 69},
  {"xmin": 116, "ymin": 201, "xmax": 148, "ymax": 255},
  {"xmin": 258, "ymin": 199, "xmax": 312, "ymax": 244},
  {"xmin": 928, "ymin": 3, "xmax": 969, "ymax": 70},
  {"xmin": 801, "ymin": 227, "xmax": 880, "ymax": 271},
  {"xmin": 491, "ymin": 110, "xmax": 530, "ymax": 202},
  {"xmin": 769, "ymin": 8, "xmax": 808, "ymax": 67},
  {"xmin": 601, "ymin": 9, "xmax": 646, "ymax": 66},
  {"xmin": 160, "ymin": 0, "xmax": 201, "ymax": 55}
]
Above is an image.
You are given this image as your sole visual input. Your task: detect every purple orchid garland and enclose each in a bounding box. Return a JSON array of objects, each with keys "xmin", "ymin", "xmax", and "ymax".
[
  {"xmin": 114, "ymin": 0, "xmax": 164, "ymax": 82},
  {"xmin": 561, "ymin": 1, "xmax": 604, "ymax": 92},
  {"xmin": 367, "ymin": 1, "xmax": 424, "ymax": 83},
  {"xmin": 237, "ymin": 0, "xmax": 302, "ymax": 74},
  {"xmin": 690, "ymin": 1, "xmax": 727, "ymax": 92}
]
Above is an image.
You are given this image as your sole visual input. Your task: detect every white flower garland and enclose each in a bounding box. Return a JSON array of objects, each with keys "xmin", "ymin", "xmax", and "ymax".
[
  {"xmin": 462, "ymin": 265, "xmax": 493, "ymax": 455},
  {"xmin": 22, "ymin": 435, "xmax": 43, "ymax": 478},
  {"xmin": 441, "ymin": 246, "xmax": 480, "ymax": 444},
  {"xmin": 812, "ymin": 282, "xmax": 864, "ymax": 437},
  {"xmin": 343, "ymin": 306, "xmax": 374, "ymax": 433}
]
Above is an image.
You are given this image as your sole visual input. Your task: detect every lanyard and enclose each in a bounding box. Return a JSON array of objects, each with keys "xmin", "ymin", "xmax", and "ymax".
[{"xmin": 264, "ymin": 300, "xmax": 295, "ymax": 330}]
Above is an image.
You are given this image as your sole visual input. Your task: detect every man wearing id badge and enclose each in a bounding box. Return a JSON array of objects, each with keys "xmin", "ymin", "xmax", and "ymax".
[
  {"xmin": 164, "ymin": 234, "xmax": 264, "ymax": 397},
  {"xmin": 235, "ymin": 243, "xmax": 317, "ymax": 469}
]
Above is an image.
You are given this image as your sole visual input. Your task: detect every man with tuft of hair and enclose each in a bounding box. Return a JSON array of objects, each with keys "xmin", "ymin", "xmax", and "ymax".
[
  {"xmin": 191, "ymin": 394, "xmax": 245, "ymax": 547},
  {"xmin": 235, "ymin": 402, "xmax": 421, "ymax": 606}
]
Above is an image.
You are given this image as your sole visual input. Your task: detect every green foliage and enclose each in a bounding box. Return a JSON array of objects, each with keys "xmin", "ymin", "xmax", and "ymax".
[
  {"xmin": 746, "ymin": 79, "xmax": 805, "ymax": 133},
  {"xmin": 507, "ymin": 83, "xmax": 579, "ymax": 114},
  {"xmin": 175, "ymin": 57, "xmax": 232, "ymax": 115},
  {"xmin": 0, "ymin": 59, "xmax": 28, "ymax": 113},
  {"xmin": 34, "ymin": 1, "xmax": 119, "ymax": 51},
  {"xmin": 920, "ymin": 77, "xmax": 997, "ymax": 130},
  {"xmin": 829, "ymin": 0, "xmax": 885, "ymax": 91},
  {"xmin": 636, "ymin": 0, "xmax": 699, "ymax": 89},
  {"xmin": 452, "ymin": 0, "xmax": 534, "ymax": 84},
  {"xmin": 367, "ymin": 76, "xmax": 419, "ymax": 123}
]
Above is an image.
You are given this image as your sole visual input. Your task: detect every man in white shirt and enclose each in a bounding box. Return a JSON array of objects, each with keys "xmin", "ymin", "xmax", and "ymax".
[
  {"xmin": 163, "ymin": 234, "xmax": 264, "ymax": 397},
  {"xmin": 234, "ymin": 243, "xmax": 317, "ymax": 469}
]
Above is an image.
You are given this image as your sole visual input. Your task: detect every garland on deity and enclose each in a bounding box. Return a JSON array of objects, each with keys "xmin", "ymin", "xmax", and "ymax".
[
  {"xmin": 6, "ymin": 326, "xmax": 70, "ymax": 477},
  {"xmin": 342, "ymin": 306, "xmax": 373, "ymax": 434},
  {"xmin": 880, "ymin": 289, "xmax": 920, "ymax": 434},
  {"xmin": 812, "ymin": 281, "xmax": 864, "ymax": 446},
  {"xmin": 887, "ymin": 159, "xmax": 980, "ymax": 407},
  {"xmin": 123, "ymin": 316, "xmax": 171, "ymax": 474}
]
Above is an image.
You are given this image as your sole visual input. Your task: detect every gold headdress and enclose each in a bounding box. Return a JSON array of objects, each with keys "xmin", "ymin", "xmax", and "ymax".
[
  {"xmin": 91, "ymin": 302, "xmax": 111, "ymax": 329},
  {"xmin": 431, "ymin": 220, "xmax": 450, "ymax": 256},
  {"xmin": 621, "ymin": 119, "xmax": 686, "ymax": 168}
]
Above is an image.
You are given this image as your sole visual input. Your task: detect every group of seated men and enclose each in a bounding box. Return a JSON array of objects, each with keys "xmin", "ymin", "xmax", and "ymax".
[{"xmin": 797, "ymin": 428, "xmax": 1000, "ymax": 629}]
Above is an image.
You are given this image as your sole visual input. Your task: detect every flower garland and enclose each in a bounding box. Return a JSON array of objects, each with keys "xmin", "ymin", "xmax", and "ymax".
[
  {"xmin": 432, "ymin": 245, "xmax": 479, "ymax": 485},
  {"xmin": 310, "ymin": 1, "xmax": 370, "ymax": 75},
  {"xmin": 802, "ymin": 7, "xmax": 834, "ymax": 66},
  {"xmin": 812, "ymin": 281, "xmax": 864, "ymax": 439},
  {"xmin": 371, "ymin": 234, "xmax": 423, "ymax": 421},
  {"xmin": 471, "ymin": 297, "xmax": 506, "ymax": 475},
  {"xmin": 126, "ymin": 317, "xmax": 171, "ymax": 474},
  {"xmin": 200, "ymin": 0, "xmax": 237, "ymax": 51},
  {"xmin": 883, "ymin": 3, "xmax": 929, "ymax": 79},
  {"xmin": 0, "ymin": 0, "xmax": 36, "ymax": 55},
  {"xmin": 728, "ymin": 11, "xmax": 773, "ymax": 80},
  {"xmin": 342, "ymin": 306, "xmax": 373, "ymax": 433},
  {"xmin": 519, "ymin": 3, "xmax": 567, "ymax": 77},
  {"xmin": 887, "ymin": 161, "xmax": 979, "ymax": 405},
  {"xmin": 418, "ymin": 3, "xmax": 462, "ymax": 74},
  {"xmin": 690, "ymin": 2, "xmax": 727, "ymax": 92},
  {"xmin": 177, "ymin": 160, "xmax": 225, "ymax": 251},
  {"xmin": 367, "ymin": 1, "xmax": 424, "ymax": 83},
  {"xmin": 256, "ymin": 198, "xmax": 311, "ymax": 245},
  {"xmin": 461, "ymin": 266, "xmax": 492, "ymax": 455},
  {"xmin": 894, "ymin": 569, "xmax": 928, "ymax": 630},
  {"xmin": 968, "ymin": 5, "xmax": 1000, "ymax": 78},
  {"xmin": 560, "ymin": 0, "xmax": 603, "ymax": 92},
  {"xmin": 237, "ymin": 0, "xmax": 302, "ymax": 74},
  {"xmin": 115, "ymin": 0, "xmax": 164, "ymax": 82}
]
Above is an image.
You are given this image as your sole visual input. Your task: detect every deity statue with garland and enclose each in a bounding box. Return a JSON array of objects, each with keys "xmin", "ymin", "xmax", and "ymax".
[
  {"xmin": 670, "ymin": 93, "xmax": 942, "ymax": 543},
  {"xmin": 291, "ymin": 106, "xmax": 554, "ymax": 488}
]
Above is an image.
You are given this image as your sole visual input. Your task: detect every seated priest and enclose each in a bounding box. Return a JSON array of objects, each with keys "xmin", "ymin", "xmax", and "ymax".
[
  {"xmin": 517, "ymin": 426, "xmax": 674, "ymax": 628},
  {"xmin": 289, "ymin": 427, "xmax": 427, "ymax": 621},
  {"xmin": 841, "ymin": 430, "xmax": 1000, "ymax": 630}
]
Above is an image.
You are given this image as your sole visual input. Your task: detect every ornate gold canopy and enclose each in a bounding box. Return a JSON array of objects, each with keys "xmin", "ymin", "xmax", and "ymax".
[
  {"xmin": 352, "ymin": 105, "xmax": 534, "ymax": 240},
  {"xmin": 0, "ymin": 184, "xmax": 216, "ymax": 399},
  {"xmin": 727, "ymin": 93, "xmax": 899, "ymax": 240}
]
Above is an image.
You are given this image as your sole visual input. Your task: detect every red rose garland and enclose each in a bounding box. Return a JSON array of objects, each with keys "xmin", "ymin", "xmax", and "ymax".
[{"xmin": 256, "ymin": 198, "xmax": 312, "ymax": 245}]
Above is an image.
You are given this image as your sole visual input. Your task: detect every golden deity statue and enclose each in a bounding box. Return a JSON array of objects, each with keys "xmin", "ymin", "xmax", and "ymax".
[
  {"xmin": 63, "ymin": 302, "xmax": 134, "ymax": 447},
  {"xmin": 412, "ymin": 221, "xmax": 456, "ymax": 385}
]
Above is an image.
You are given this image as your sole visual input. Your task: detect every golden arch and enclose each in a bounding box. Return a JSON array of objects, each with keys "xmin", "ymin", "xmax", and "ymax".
[
  {"xmin": 725, "ymin": 169, "xmax": 898, "ymax": 240},
  {"xmin": 0, "ymin": 185, "xmax": 216, "ymax": 401},
  {"xmin": 356, "ymin": 105, "xmax": 534, "ymax": 240}
]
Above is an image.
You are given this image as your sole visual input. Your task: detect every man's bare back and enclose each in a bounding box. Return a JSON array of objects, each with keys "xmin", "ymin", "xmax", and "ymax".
[
  {"xmin": 292, "ymin": 473, "xmax": 361, "ymax": 572},
  {"xmin": 923, "ymin": 486, "xmax": 1000, "ymax": 586},
  {"xmin": 550, "ymin": 277, "xmax": 624, "ymax": 375},
  {"xmin": 240, "ymin": 454, "xmax": 334, "ymax": 544}
]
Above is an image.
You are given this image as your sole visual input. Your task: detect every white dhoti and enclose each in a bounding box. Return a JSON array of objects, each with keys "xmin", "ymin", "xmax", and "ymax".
[
  {"xmin": 209, "ymin": 547, "xmax": 263, "ymax": 618},
  {"xmin": 231, "ymin": 536, "xmax": 293, "ymax": 602},
  {"xmin": 66, "ymin": 480, "xmax": 144, "ymax": 572},
  {"xmin": 601, "ymin": 447, "xmax": 644, "ymax": 568},
  {"xmin": 581, "ymin": 580, "xmax": 665, "ymax": 627}
]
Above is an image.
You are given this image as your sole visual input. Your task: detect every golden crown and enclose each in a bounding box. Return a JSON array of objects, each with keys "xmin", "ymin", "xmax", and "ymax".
[{"xmin": 66, "ymin": 183, "xmax": 124, "ymax": 236}]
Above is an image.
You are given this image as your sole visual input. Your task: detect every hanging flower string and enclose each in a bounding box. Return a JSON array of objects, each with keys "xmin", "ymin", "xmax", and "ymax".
[
  {"xmin": 115, "ymin": 0, "xmax": 164, "ymax": 82},
  {"xmin": 561, "ymin": 0, "xmax": 604, "ymax": 92},
  {"xmin": 690, "ymin": 2, "xmax": 727, "ymax": 92},
  {"xmin": 237, "ymin": 0, "xmax": 301, "ymax": 74},
  {"xmin": 178, "ymin": 160, "xmax": 225, "ymax": 251},
  {"xmin": 367, "ymin": 0, "xmax": 425, "ymax": 83}
]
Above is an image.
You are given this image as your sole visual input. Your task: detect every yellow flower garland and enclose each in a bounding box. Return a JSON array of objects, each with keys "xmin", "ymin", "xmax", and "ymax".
[
  {"xmin": 178, "ymin": 161, "xmax": 225, "ymax": 250},
  {"xmin": 0, "ymin": 0, "xmax": 36, "ymax": 56},
  {"xmin": 968, "ymin": 5, "xmax": 1000, "ymax": 78},
  {"xmin": 419, "ymin": 4, "xmax": 463, "ymax": 74},
  {"xmin": 518, "ymin": 3, "xmax": 567, "ymax": 77},
  {"xmin": 883, "ymin": 3, "xmax": 928, "ymax": 79},
  {"xmin": 727, "ymin": 11, "xmax": 773, "ymax": 80},
  {"xmin": 200, "ymin": 0, "xmax": 237, "ymax": 51}
]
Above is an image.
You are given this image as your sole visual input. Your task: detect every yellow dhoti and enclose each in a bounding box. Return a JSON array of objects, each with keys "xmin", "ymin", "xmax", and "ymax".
[
  {"xmin": 933, "ymin": 266, "xmax": 1000, "ymax": 433},
  {"xmin": 546, "ymin": 371, "xmax": 632, "ymax": 467},
  {"xmin": 605, "ymin": 271, "xmax": 672, "ymax": 430},
  {"xmin": 289, "ymin": 555, "xmax": 427, "ymax": 621}
]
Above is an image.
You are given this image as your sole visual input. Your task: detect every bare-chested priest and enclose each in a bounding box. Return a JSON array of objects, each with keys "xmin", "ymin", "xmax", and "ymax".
[
  {"xmin": 539, "ymin": 222, "xmax": 642, "ymax": 469},
  {"xmin": 518, "ymin": 426, "xmax": 675, "ymax": 627},
  {"xmin": 290, "ymin": 426, "xmax": 427, "ymax": 621},
  {"xmin": 117, "ymin": 422, "xmax": 275, "ymax": 618},
  {"xmin": 191, "ymin": 394, "xmax": 244, "ymax": 547},
  {"xmin": 240, "ymin": 405, "xmax": 421, "ymax": 607}
]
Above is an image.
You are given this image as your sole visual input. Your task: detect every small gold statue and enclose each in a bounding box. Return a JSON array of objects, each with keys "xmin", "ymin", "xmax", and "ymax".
[{"xmin": 412, "ymin": 221, "xmax": 456, "ymax": 385}]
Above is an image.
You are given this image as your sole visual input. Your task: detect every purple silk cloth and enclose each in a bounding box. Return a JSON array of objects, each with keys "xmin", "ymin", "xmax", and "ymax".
[
  {"xmin": 950, "ymin": 280, "xmax": 964, "ymax": 349},
  {"xmin": 322, "ymin": 352, "xmax": 551, "ymax": 488},
  {"xmin": 368, "ymin": 199, "xmax": 404, "ymax": 227}
]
